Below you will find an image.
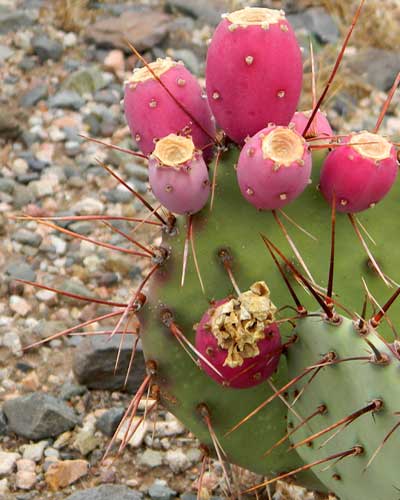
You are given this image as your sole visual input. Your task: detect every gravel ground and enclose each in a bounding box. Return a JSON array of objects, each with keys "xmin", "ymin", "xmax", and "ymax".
[{"xmin": 0, "ymin": 0, "xmax": 399, "ymax": 499}]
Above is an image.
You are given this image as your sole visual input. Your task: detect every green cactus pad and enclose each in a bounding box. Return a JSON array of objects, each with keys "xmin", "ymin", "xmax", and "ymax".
[
  {"xmin": 140, "ymin": 144, "xmax": 400, "ymax": 484},
  {"xmin": 286, "ymin": 314, "xmax": 400, "ymax": 500}
]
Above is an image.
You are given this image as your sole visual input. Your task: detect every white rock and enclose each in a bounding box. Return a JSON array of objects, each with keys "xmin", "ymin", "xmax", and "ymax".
[
  {"xmin": 116, "ymin": 417, "xmax": 149, "ymax": 448},
  {"xmin": 21, "ymin": 441, "xmax": 48, "ymax": 462},
  {"xmin": 154, "ymin": 418, "xmax": 185, "ymax": 437},
  {"xmin": 63, "ymin": 32, "xmax": 77, "ymax": 48},
  {"xmin": 16, "ymin": 470, "xmax": 37, "ymax": 490},
  {"xmin": 72, "ymin": 197, "xmax": 104, "ymax": 214},
  {"xmin": 165, "ymin": 449, "xmax": 190, "ymax": 473},
  {"xmin": 2, "ymin": 331, "xmax": 23, "ymax": 357},
  {"xmin": 0, "ymin": 478, "xmax": 9, "ymax": 495},
  {"xmin": 9, "ymin": 295, "xmax": 31, "ymax": 317},
  {"xmin": 0, "ymin": 451, "xmax": 20, "ymax": 475}
]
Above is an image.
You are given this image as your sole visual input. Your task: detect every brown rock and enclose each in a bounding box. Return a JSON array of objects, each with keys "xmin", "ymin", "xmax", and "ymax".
[
  {"xmin": 45, "ymin": 460, "xmax": 89, "ymax": 490},
  {"xmin": 85, "ymin": 11, "xmax": 171, "ymax": 52},
  {"xmin": 104, "ymin": 49, "xmax": 125, "ymax": 75}
]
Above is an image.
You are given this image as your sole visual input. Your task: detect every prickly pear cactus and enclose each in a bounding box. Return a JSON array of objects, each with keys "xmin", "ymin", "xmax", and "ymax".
[
  {"xmin": 18, "ymin": 3, "xmax": 400, "ymax": 498},
  {"xmin": 135, "ymin": 5, "xmax": 400, "ymax": 497}
]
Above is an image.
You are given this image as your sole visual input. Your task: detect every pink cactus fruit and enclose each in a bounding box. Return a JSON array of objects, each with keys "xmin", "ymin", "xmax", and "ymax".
[
  {"xmin": 195, "ymin": 281, "xmax": 282, "ymax": 389},
  {"xmin": 124, "ymin": 58, "xmax": 216, "ymax": 162},
  {"xmin": 205, "ymin": 7, "xmax": 302, "ymax": 144},
  {"xmin": 237, "ymin": 125, "xmax": 312, "ymax": 210},
  {"xmin": 319, "ymin": 131, "xmax": 398, "ymax": 213},
  {"xmin": 148, "ymin": 134, "xmax": 210, "ymax": 215},
  {"xmin": 291, "ymin": 109, "xmax": 333, "ymax": 140}
]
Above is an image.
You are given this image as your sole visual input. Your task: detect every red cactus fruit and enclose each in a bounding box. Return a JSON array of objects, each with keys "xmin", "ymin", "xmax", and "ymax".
[
  {"xmin": 291, "ymin": 110, "xmax": 333, "ymax": 140},
  {"xmin": 148, "ymin": 134, "xmax": 210, "ymax": 215},
  {"xmin": 124, "ymin": 58, "xmax": 216, "ymax": 161},
  {"xmin": 236, "ymin": 125, "xmax": 312, "ymax": 210},
  {"xmin": 319, "ymin": 131, "xmax": 398, "ymax": 213},
  {"xmin": 205, "ymin": 7, "xmax": 302, "ymax": 144},
  {"xmin": 195, "ymin": 282, "xmax": 282, "ymax": 389}
]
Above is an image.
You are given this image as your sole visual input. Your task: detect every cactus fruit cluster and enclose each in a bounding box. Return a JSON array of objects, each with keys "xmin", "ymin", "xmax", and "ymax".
[{"xmin": 19, "ymin": 2, "xmax": 400, "ymax": 499}]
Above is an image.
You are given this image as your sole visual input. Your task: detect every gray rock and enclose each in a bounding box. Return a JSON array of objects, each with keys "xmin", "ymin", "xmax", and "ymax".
[
  {"xmin": 65, "ymin": 141, "xmax": 81, "ymax": 157},
  {"xmin": 0, "ymin": 178, "xmax": 15, "ymax": 194},
  {"xmin": 0, "ymin": 11, "xmax": 34, "ymax": 34},
  {"xmin": 63, "ymin": 67, "xmax": 106, "ymax": 96},
  {"xmin": 12, "ymin": 229, "xmax": 42, "ymax": 248},
  {"xmin": 20, "ymin": 85, "xmax": 48, "ymax": 108},
  {"xmin": 3, "ymin": 392, "xmax": 80, "ymax": 440},
  {"xmin": 32, "ymin": 35, "xmax": 63, "ymax": 62},
  {"xmin": 59, "ymin": 383, "xmax": 87, "ymax": 400},
  {"xmin": 148, "ymin": 479, "xmax": 176, "ymax": 500},
  {"xmin": 13, "ymin": 184, "xmax": 35, "ymax": 208},
  {"xmin": 0, "ymin": 44, "xmax": 14, "ymax": 63},
  {"xmin": 0, "ymin": 409, "xmax": 8, "ymax": 435},
  {"xmin": 288, "ymin": 8, "xmax": 339, "ymax": 44},
  {"xmin": 72, "ymin": 335, "xmax": 146, "ymax": 392},
  {"xmin": 65, "ymin": 485, "xmax": 143, "ymax": 500},
  {"xmin": 169, "ymin": 49, "xmax": 200, "ymax": 76},
  {"xmin": 5, "ymin": 260, "xmax": 36, "ymax": 281},
  {"xmin": 347, "ymin": 48, "xmax": 400, "ymax": 92},
  {"xmin": 49, "ymin": 90, "xmax": 85, "ymax": 110},
  {"xmin": 165, "ymin": 0, "xmax": 224, "ymax": 25},
  {"xmin": 96, "ymin": 407, "xmax": 125, "ymax": 437}
]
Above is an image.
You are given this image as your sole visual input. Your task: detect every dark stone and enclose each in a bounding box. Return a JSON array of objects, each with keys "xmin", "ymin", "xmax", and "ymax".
[
  {"xmin": 0, "ymin": 10, "xmax": 35, "ymax": 34},
  {"xmin": 59, "ymin": 383, "xmax": 87, "ymax": 400},
  {"xmin": 28, "ymin": 157, "xmax": 48, "ymax": 172},
  {"xmin": 0, "ymin": 409, "xmax": 8, "ymax": 435},
  {"xmin": 5, "ymin": 260, "xmax": 36, "ymax": 281},
  {"xmin": 32, "ymin": 35, "xmax": 63, "ymax": 62},
  {"xmin": 288, "ymin": 7, "xmax": 339, "ymax": 44},
  {"xmin": 165, "ymin": 0, "xmax": 224, "ymax": 25},
  {"xmin": 17, "ymin": 172, "xmax": 40, "ymax": 185},
  {"xmin": 65, "ymin": 485, "xmax": 143, "ymax": 500},
  {"xmin": 96, "ymin": 407, "xmax": 125, "ymax": 437},
  {"xmin": 347, "ymin": 48, "xmax": 400, "ymax": 92},
  {"xmin": 3, "ymin": 392, "xmax": 80, "ymax": 440},
  {"xmin": 72, "ymin": 335, "xmax": 146, "ymax": 392},
  {"xmin": 20, "ymin": 85, "xmax": 48, "ymax": 107}
]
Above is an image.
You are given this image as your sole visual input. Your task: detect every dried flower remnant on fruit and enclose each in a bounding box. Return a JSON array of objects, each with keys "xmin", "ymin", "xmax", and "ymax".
[
  {"xmin": 261, "ymin": 127, "xmax": 305, "ymax": 167},
  {"xmin": 153, "ymin": 134, "xmax": 195, "ymax": 168},
  {"xmin": 127, "ymin": 57, "xmax": 177, "ymax": 85},
  {"xmin": 210, "ymin": 281, "xmax": 277, "ymax": 367},
  {"xmin": 349, "ymin": 132, "xmax": 392, "ymax": 161},
  {"xmin": 227, "ymin": 7, "xmax": 285, "ymax": 27}
]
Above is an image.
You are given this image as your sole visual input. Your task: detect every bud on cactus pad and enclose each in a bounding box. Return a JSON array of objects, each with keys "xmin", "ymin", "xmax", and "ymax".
[
  {"xmin": 124, "ymin": 57, "xmax": 216, "ymax": 160},
  {"xmin": 148, "ymin": 134, "xmax": 210, "ymax": 215},
  {"xmin": 320, "ymin": 132, "xmax": 398, "ymax": 212},
  {"xmin": 237, "ymin": 125, "xmax": 311, "ymax": 210},
  {"xmin": 195, "ymin": 282, "xmax": 282, "ymax": 388},
  {"xmin": 206, "ymin": 7, "xmax": 302, "ymax": 143}
]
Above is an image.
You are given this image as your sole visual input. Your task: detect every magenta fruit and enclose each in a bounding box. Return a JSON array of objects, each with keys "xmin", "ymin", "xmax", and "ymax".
[
  {"xmin": 124, "ymin": 58, "xmax": 216, "ymax": 161},
  {"xmin": 195, "ymin": 282, "xmax": 282, "ymax": 389},
  {"xmin": 205, "ymin": 7, "xmax": 302, "ymax": 144},
  {"xmin": 291, "ymin": 110, "xmax": 333, "ymax": 140},
  {"xmin": 319, "ymin": 131, "xmax": 398, "ymax": 213},
  {"xmin": 148, "ymin": 134, "xmax": 210, "ymax": 215},
  {"xmin": 237, "ymin": 125, "xmax": 312, "ymax": 210}
]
